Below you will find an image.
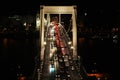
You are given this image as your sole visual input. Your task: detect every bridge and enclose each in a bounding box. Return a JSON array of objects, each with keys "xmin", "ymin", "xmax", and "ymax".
[{"xmin": 33, "ymin": 5, "xmax": 88, "ymax": 80}]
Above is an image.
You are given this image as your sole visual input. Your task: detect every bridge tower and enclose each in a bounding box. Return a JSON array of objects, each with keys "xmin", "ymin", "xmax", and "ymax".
[{"xmin": 39, "ymin": 5, "xmax": 78, "ymax": 62}]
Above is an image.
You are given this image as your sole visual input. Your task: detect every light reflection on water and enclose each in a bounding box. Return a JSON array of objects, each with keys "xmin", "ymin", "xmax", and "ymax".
[{"xmin": 2, "ymin": 38, "xmax": 8, "ymax": 48}]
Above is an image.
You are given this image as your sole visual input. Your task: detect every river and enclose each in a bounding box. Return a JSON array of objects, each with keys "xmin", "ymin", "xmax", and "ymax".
[{"xmin": 0, "ymin": 34, "xmax": 119, "ymax": 79}]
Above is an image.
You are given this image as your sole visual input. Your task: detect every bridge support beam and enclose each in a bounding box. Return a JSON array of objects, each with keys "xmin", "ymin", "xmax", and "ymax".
[
  {"xmin": 72, "ymin": 6, "xmax": 77, "ymax": 60},
  {"xmin": 40, "ymin": 6, "xmax": 45, "ymax": 61}
]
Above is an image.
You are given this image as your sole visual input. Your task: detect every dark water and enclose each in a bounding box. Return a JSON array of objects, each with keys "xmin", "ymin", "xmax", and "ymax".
[
  {"xmin": 78, "ymin": 38, "xmax": 119, "ymax": 79},
  {"xmin": 0, "ymin": 36, "xmax": 39, "ymax": 79},
  {"xmin": 0, "ymin": 36, "xmax": 119, "ymax": 79}
]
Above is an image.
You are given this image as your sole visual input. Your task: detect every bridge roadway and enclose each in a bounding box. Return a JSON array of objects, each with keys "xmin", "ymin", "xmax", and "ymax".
[
  {"xmin": 40, "ymin": 39, "xmax": 51, "ymax": 80},
  {"xmin": 40, "ymin": 24, "xmax": 87, "ymax": 80}
]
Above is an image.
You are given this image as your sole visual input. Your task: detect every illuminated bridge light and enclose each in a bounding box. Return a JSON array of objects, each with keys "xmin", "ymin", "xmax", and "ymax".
[
  {"xmin": 71, "ymin": 46, "xmax": 74, "ymax": 49},
  {"xmin": 44, "ymin": 42, "xmax": 46, "ymax": 45},
  {"xmin": 68, "ymin": 41, "xmax": 72, "ymax": 45},
  {"xmin": 49, "ymin": 64, "xmax": 55, "ymax": 73}
]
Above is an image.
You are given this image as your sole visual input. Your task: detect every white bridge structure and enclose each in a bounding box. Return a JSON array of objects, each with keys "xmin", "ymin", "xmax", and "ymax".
[
  {"xmin": 34, "ymin": 5, "xmax": 88, "ymax": 80},
  {"xmin": 39, "ymin": 5, "xmax": 77, "ymax": 61}
]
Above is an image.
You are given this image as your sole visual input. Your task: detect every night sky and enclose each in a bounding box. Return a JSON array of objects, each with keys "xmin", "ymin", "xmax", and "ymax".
[
  {"xmin": 0, "ymin": 0, "xmax": 120, "ymax": 15},
  {"xmin": 0, "ymin": 0, "xmax": 120, "ymax": 26}
]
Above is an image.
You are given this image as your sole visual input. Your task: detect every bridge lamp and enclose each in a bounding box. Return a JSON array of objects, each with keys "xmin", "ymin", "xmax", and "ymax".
[
  {"xmin": 68, "ymin": 41, "xmax": 72, "ymax": 45},
  {"xmin": 70, "ymin": 46, "xmax": 74, "ymax": 49},
  {"xmin": 44, "ymin": 42, "xmax": 46, "ymax": 45}
]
